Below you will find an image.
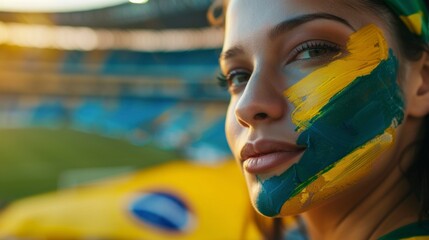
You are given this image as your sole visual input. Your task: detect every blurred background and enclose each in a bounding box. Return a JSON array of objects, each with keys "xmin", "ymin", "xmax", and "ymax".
[
  {"xmin": 0, "ymin": 1, "xmax": 263, "ymax": 239},
  {"xmin": 0, "ymin": 0, "xmax": 227, "ymax": 202}
]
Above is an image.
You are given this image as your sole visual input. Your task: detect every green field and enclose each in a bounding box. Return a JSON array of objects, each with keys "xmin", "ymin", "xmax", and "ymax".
[{"xmin": 0, "ymin": 128, "xmax": 178, "ymax": 203}]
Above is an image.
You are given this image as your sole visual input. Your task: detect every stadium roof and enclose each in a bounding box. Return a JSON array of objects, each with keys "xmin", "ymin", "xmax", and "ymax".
[
  {"xmin": 0, "ymin": 0, "xmax": 129, "ymax": 13},
  {"xmin": 0, "ymin": 0, "xmax": 213, "ymax": 29}
]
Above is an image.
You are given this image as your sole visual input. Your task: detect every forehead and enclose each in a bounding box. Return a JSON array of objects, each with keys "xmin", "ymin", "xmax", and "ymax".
[{"xmin": 224, "ymin": 0, "xmax": 377, "ymax": 48}]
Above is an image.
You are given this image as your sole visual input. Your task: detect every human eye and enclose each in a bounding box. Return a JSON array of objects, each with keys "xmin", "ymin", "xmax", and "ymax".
[
  {"xmin": 217, "ymin": 69, "xmax": 251, "ymax": 93},
  {"xmin": 288, "ymin": 40, "xmax": 342, "ymax": 63}
]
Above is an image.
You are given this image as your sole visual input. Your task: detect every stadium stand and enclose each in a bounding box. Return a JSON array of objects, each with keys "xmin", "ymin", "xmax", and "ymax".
[
  {"xmin": 0, "ymin": 46, "xmax": 230, "ymax": 161},
  {"xmin": 0, "ymin": 0, "xmax": 230, "ymax": 163},
  {"xmin": 0, "ymin": 2, "xmax": 246, "ymax": 238}
]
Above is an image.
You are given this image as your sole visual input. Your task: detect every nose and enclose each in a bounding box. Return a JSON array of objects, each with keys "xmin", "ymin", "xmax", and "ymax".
[{"xmin": 234, "ymin": 71, "xmax": 286, "ymax": 128}]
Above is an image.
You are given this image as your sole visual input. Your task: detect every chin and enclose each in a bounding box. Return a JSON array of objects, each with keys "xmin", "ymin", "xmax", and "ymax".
[
  {"xmin": 250, "ymin": 189, "xmax": 338, "ymax": 217},
  {"xmin": 249, "ymin": 171, "xmax": 372, "ymax": 217}
]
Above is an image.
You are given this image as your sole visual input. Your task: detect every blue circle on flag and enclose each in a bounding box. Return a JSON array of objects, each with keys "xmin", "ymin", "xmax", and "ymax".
[{"xmin": 129, "ymin": 191, "xmax": 194, "ymax": 232}]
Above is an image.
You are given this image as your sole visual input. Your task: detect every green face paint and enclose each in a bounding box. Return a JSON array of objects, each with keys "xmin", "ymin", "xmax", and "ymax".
[{"xmin": 255, "ymin": 25, "xmax": 405, "ymax": 217}]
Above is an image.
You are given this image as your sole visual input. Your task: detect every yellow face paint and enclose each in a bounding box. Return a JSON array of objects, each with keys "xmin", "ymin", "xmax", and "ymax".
[
  {"xmin": 280, "ymin": 127, "xmax": 395, "ymax": 215},
  {"xmin": 255, "ymin": 24, "xmax": 404, "ymax": 217},
  {"xmin": 284, "ymin": 25, "xmax": 389, "ymax": 131}
]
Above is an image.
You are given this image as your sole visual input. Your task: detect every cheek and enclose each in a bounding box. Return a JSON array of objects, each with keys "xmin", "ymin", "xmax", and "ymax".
[
  {"xmin": 225, "ymin": 99, "xmax": 264, "ymax": 209},
  {"xmin": 254, "ymin": 24, "xmax": 405, "ymax": 217},
  {"xmin": 225, "ymin": 100, "xmax": 241, "ymax": 157}
]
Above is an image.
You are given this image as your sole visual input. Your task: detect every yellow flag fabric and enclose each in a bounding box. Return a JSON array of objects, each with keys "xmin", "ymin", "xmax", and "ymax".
[{"xmin": 0, "ymin": 160, "xmax": 264, "ymax": 240}]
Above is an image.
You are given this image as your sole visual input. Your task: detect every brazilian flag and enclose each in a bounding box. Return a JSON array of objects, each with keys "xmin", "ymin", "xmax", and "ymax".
[{"xmin": 384, "ymin": 0, "xmax": 429, "ymax": 43}]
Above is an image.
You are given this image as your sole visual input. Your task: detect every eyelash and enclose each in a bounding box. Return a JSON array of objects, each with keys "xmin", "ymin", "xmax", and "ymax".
[
  {"xmin": 217, "ymin": 72, "xmax": 229, "ymax": 90},
  {"xmin": 289, "ymin": 40, "xmax": 342, "ymax": 63},
  {"xmin": 217, "ymin": 40, "xmax": 342, "ymax": 90},
  {"xmin": 217, "ymin": 70, "xmax": 250, "ymax": 91}
]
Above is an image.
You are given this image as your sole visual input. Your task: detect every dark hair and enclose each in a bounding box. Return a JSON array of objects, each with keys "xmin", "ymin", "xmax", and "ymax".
[{"xmin": 364, "ymin": 0, "xmax": 429, "ymax": 220}]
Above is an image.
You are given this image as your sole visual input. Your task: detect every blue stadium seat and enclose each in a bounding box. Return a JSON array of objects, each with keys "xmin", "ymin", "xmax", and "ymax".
[{"xmin": 31, "ymin": 100, "xmax": 67, "ymax": 127}]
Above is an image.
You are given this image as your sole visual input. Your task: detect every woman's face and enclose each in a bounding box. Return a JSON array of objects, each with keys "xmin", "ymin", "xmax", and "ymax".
[{"xmin": 221, "ymin": 0, "xmax": 408, "ymax": 217}]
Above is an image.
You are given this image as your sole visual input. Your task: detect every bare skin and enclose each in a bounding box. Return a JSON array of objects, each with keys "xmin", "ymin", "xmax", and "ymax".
[{"xmin": 220, "ymin": 0, "xmax": 429, "ymax": 239}]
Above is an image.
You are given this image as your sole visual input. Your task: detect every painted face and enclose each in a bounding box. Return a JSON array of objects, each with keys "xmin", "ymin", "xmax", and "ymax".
[{"xmin": 221, "ymin": 0, "xmax": 405, "ymax": 217}]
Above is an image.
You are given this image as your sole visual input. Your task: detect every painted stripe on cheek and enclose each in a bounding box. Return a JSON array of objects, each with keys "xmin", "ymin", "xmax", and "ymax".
[
  {"xmin": 280, "ymin": 127, "xmax": 395, "ymax": 215},
  {"xmin": 284, "ymin": 25, "xmax": 389, "ymax": 131},
  {"xmin": 255, "ymin": 25, "xmax": 405, "ymax": 217}
]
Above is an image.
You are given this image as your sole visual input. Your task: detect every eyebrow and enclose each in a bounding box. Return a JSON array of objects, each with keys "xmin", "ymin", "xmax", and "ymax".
[
  {"xmin": 269, "ymin": 13, "xmax": 355, "ymax": 39},
  {"xmin": 220, "ymin": 12, "xmax": 354, "ymax": 62}
]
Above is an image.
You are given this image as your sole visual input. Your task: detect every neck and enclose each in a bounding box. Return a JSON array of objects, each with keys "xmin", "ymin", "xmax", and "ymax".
[
  {"xmin": 302, "ymin": 167, "xmax": 419, "ymax": 240},
  {"xmin": 301, "ymin": 118, "xmax": 423, "ymax": 240}
]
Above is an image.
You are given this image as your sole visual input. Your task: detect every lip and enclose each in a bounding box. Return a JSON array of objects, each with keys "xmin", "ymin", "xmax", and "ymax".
[{"xmin": 240, "ymin": 140, "xmax": 306, "ymax": 174}]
